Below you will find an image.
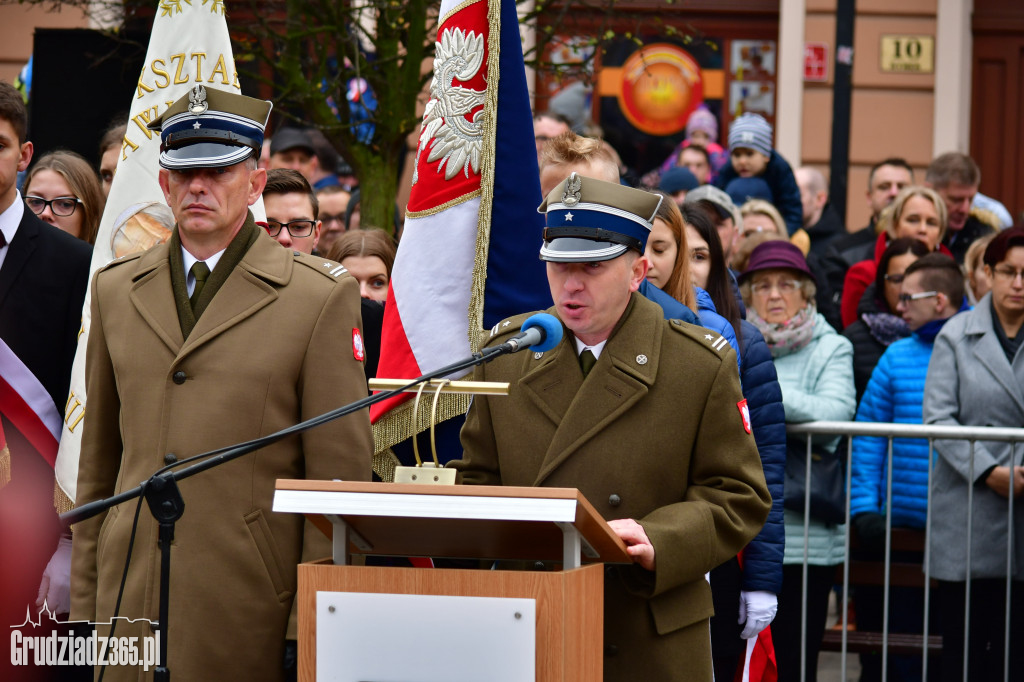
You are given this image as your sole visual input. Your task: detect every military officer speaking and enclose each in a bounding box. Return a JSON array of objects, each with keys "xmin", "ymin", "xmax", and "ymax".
[
  {"xmin": 70, "ymin": 86, "xmax": 372, "ymax": 681},
  {"xmin": 452, "ymin": 173, "xmax": 771, "ymax": 680}
]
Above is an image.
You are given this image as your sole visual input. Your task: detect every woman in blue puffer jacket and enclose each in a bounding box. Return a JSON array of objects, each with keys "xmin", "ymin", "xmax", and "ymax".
[{"xmin": 646, "ymin": 197, "xmax": 785, "ymax": 681}]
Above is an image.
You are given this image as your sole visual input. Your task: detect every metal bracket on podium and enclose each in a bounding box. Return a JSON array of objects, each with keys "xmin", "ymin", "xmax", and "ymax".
[
  {"xmin": 554, "ymin": 522, "xmax": 600, "ymax": 570},
  {"xmin": 369, "ymin": 378, "xmax": 509, "ymax": 485}
]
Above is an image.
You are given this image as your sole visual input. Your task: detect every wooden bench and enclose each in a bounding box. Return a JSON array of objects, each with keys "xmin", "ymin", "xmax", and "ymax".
[{"xmin": 820, "ymin": 528, "xmax": 942, "ymax": 655}]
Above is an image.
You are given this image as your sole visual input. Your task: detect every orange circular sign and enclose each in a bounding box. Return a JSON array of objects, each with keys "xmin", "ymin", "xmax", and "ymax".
[{"xmin": 618, "ymin": 44, "xmax": 703, "ymax": 136}]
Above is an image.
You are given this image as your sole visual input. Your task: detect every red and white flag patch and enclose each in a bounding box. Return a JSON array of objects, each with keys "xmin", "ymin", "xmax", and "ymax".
[
  {"xmin": 737, "ymin": 399, "xmax": 752, "ymax": 434},
  {"xmin": 352, "ymin": 328, "xmax": 366, "ymax": 362}
]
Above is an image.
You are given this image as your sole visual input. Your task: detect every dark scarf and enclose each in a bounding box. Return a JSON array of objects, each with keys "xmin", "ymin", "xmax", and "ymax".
[
  {"xmin": 914, "ymin": 317, "xmax": 949, "ymax": 344},
  {"xmin": 861, "ymin": 311, "xmax": 909, "ymax": 347},
  {"xmin": 169, "ymin": 213, "xmax": 260, "ymax": 339},
  {"xmin": 991, "ymin": 298, "xmax": 1024, "ymax": 364}
]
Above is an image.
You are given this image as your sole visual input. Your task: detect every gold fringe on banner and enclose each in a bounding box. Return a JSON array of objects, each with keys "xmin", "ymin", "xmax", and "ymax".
[
  {"xmin": 371, "ymin": 448, "xmax": 400, "ymax": 482},
  {"xmin": 370, "ymin": 0, "xmax": 504, "ymax": 479},
  {"xmin": 372, "ymin": 393, "xmax": 472, "ymax": 455},
  {"xmin": 0, "ymin": 445, "xmax": 10, "ymax": 490},
  {"xmin": 54, "ymin": 481, "xmax": 75, "ymax": 516}
]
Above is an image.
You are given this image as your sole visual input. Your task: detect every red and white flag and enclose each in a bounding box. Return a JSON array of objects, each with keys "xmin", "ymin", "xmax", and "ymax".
[
  {"xmin": 370, "ymin": 0, "xmax": 550, "ymax": 454},
  {"xmin": 0, "ymin": 338, "xmax": 60, "ymax": 488}
]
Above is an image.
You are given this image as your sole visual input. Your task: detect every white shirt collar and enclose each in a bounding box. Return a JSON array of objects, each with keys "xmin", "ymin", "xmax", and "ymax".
[
  {"xmin": 573, "ymin": 337, "xmax": 608, "ymax": 359},
  {"xmin": 181, "ymin": 245, "xmax": 227, "ymax": 296},
  {"xmin": 0, "ymin": 191, "xmax": 26, "ymax": 272}
]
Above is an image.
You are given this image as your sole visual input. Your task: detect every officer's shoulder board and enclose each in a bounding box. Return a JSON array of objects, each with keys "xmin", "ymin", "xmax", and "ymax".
[
  {"xmin": 294, "ymin": 252, "xmax": 350, "ymax": 282},
  {"xmin": 97, "ymin": 251, "xmax": 144, "ymax": 274},
  {"xmin": 668, "ymin": 318, "xmax": 732, "ymax": 359},
  {"xmin": 481, "ymin": 311, "xmax": 537, "ymax": 346}
]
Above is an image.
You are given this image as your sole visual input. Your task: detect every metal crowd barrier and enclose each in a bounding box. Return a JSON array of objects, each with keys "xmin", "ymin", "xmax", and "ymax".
[{"xmin": 786, "ymin": 421, "xmax": 1024, "ymax": 682}]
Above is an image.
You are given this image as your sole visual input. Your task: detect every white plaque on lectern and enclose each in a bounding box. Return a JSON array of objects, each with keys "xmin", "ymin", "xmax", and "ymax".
[{"xmin": 316, "ymin": 591, "xmax": 536, "ymax": 681}]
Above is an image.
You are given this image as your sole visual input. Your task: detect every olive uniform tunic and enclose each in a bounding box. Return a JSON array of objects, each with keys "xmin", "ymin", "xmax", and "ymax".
[
  {"xmin": 70, "ymin": 220, "xmax": 373, "ymax": 681},
  {"xmin": 453, "ymin": 293, "xmax": 771, "ymax": 681}
]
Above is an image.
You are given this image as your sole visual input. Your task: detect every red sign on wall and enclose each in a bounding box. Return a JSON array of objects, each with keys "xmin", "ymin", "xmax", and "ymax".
[{"xmin": 804, "ymin": 43, "xmax": 829, "ymax": 82}]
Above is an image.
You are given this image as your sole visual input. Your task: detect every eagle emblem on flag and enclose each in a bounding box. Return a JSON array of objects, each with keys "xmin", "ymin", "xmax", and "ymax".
[{"xmin": 412, "ymin": 27, "xmax": 487, "ymax": 185}]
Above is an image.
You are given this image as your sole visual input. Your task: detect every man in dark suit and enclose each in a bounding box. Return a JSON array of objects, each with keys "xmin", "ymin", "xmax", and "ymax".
[
  {"xmin": 0, "ymin": 81, "xmax": 91, "ymax": 680},
  {"xmin": 452, "ymin": 173, "xmax": 770, "ymax": 680}
]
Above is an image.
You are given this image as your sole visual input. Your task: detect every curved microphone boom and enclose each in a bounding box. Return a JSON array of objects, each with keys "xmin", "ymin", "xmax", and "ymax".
[{"xmin": 498, "ymin": 313, "xmax": 563, "ymax": 353}]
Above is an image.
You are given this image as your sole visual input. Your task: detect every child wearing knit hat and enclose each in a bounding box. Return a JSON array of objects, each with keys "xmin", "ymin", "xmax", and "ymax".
[
  {"xmin": 715, "ymin": 113, "xmax": 804, "ymax": 238},
  {"xmin": 646, "ymin": 105, "xmax": 729, "ymax": 188}
]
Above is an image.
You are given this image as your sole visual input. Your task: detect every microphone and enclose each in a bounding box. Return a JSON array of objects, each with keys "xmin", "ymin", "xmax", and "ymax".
[{"xmin": 498, "ymin": 313, "xmax": 563, "ymax": 354}]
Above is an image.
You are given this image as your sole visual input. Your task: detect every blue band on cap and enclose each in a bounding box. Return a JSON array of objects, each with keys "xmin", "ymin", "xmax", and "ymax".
[
  {"xmin": 546, "ymin": 207, "xmax": 650, "ymax": 250},
  {"xmin": 161, "ymin": 113, "xmax": 264, "ymax": 152}
]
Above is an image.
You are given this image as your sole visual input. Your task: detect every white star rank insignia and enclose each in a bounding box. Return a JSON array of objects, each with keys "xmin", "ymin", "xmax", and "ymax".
[
  {"xmin": 193, "ymin": 122, "xmax": 202, "ymax": 130},
  {"xmin": 564, "ymin": 212, "xmax": 574, "ymax": 222},
  {"xmin": 705, "ymin": 334, "xmax": 713, "ymax": 340},
  {"xmin": 502, "ymin": 320, "xmax": 511, "ymax": 327}
]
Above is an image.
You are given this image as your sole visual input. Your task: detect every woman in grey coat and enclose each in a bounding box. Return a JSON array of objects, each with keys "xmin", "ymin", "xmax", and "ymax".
[{"xmin": 923, "ymin": 226, "xmax": 1024, "ymax": 682}]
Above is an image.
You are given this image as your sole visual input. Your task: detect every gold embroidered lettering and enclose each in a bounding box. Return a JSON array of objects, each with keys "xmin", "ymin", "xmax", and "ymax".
[
  {"xmin": 190, "ymin": 53, "xmax": 206, "ymax": 82},
  {"xmin": 136, "ymin": 66, "xmax": 155, "ymax": 99},
  {"xmin": 64, "ymin": 392, "xmax": 86, "ymax": 434},
  {"xmin": 151, "ymin": 58, "xmax": 170, "ymax": 89},
  {"xmin": 209, "ymin": 54, "xmax": 230, "ymax": 85},
  {"xmin": 170, "ymin": 53, "xmax": 189, "ymax": 85},
  {"xmin": 130, "ymin": 105, "xmax": 160, "ymax": 141}
]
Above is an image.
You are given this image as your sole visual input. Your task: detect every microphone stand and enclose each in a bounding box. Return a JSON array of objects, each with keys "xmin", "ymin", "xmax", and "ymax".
[{"xmin": 61, "ymin": 342, "xmax": 514, "ymax": 681}]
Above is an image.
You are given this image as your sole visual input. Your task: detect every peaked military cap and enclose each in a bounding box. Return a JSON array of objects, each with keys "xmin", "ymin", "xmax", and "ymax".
[
  {"xmin": 147, "ymin": 84, "xmax": 273, "ymax": 170},
  {"xmin": 537, "ymin": 172, "xmax": 663, "ymax": 263}
]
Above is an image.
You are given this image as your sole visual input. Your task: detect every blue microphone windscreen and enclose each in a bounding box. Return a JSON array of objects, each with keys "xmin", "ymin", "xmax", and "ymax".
[{"xmin": 521, "ymin": 313, "xmax": 563, "ymax": 352}]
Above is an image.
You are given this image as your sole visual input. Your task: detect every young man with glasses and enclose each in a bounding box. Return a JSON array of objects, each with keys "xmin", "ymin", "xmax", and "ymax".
[
  {"xmin": 261, "ymin": 168, "xmax": 322, "ymax": 254},
  {"xmin": 315, "ymin": 184, "xmax": 352, "ymax": 256},
  {"xmin": 850, "ymin": 253, "xmax": 965, "ymax": 681}
]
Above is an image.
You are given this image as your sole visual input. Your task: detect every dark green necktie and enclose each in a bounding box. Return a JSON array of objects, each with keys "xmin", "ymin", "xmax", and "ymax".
[
  {"xmin": 579, "ymin": 348, "xmax": 597, "ymax": 377},
  {"xmin": 189, "ymin": 261, "xmax": 211, "ymax": 311}
]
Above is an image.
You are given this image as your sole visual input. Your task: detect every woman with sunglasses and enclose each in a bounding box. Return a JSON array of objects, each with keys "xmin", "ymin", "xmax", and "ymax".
[
  {"xmin": 924, "ymin": 226, "xmax": 1024, "ymax": 682},
  {"xmin": 22, "ymin": 150, "xmax": 105, "ymax": 244}
]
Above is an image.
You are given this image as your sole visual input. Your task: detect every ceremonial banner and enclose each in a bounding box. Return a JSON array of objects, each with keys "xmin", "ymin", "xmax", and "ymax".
[
  {"xmin": 370, "ymin": 0, "xmax": 550, "ymax": 467},
  {"xmin": 0, "ymin": 338, "xmax": 60, "ymax": 488},
  {"xmin": 54, "ymin": 0, "xmax": 252, "ymax": 511}
]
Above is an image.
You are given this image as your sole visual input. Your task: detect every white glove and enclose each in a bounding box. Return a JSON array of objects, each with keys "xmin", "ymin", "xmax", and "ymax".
[
  {"xmin": 36, "ymin": 534, "xmax": 73, "ymax": 615},
  {"xmin": 738, "ymin": 590, "xmax": 777, "ymax": 639}
]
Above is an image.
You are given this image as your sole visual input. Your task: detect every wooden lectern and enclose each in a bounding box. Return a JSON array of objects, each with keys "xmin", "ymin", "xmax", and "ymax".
[{"xmin": 273, "ymin": 480, "xmax": 631, "ymax": 681}]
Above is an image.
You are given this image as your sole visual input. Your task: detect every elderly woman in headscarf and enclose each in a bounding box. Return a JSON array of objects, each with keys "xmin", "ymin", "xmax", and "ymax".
[{"xmin": 739, "ymin": 240, "xmax": 856, "ymax": 682}]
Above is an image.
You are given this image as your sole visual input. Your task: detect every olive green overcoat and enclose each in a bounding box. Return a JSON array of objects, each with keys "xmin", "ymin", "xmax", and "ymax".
[
  {"xmin": 453, "ymin": 294, "xmax": 771, "ymax": 681},
  {"xmin": 70, "ymin": 228, "xmax": 372, "ymax": 681}
]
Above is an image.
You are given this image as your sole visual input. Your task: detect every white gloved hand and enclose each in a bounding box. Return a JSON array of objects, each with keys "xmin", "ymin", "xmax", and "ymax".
[
  {"xmin": 36, "ymin": 534, "xmax": 73, "ymax": 615},
  {"xmin": 737, "ymin": 590, "xmax": 777, "ymax": 639}
]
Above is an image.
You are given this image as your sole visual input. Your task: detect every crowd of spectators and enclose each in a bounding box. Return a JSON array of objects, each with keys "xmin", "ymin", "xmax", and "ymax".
[{"xmin": 2, "ymin": 73, "xmax": 1020, "ymax": 681}]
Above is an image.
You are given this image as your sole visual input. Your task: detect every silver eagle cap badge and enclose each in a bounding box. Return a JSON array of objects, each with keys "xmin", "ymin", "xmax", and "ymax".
[
  {"xmin": 562, "ymin": 173, "xmax": 582, "ymax": 207},
  {"xmin": 188, "ymin": 84, "xmax": 209, "ymax": 115}
]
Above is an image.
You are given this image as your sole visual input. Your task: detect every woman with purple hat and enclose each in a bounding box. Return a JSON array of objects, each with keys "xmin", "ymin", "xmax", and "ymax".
[{"xmin": 739, "ymin": 240, "xmax": 856, "ymax": 682}]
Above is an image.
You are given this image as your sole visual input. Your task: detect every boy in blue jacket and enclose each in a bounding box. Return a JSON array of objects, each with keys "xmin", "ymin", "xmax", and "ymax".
[{"xmin": 715, "ymin": 113, "xmax": 803, "ymax": 236}]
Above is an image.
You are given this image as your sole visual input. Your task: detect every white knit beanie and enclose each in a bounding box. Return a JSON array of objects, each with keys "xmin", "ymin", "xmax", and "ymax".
[{"xmin": 728, "ymin": 113, "xmax": 773, "ymax": 157}]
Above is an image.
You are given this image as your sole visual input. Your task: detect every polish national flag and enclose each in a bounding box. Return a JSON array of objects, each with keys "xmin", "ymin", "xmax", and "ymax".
[{"xmin": 370, "ymin": 0, "xmax": 550, "ymax": 452}]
